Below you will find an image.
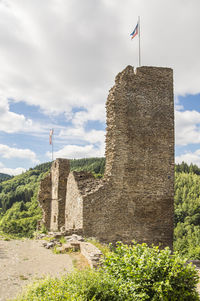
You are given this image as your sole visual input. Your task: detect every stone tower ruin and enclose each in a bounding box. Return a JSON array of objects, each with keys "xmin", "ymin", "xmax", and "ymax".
[{"xmin": 38, "ymin": 65, "xmax": 174, "ymax": 249}]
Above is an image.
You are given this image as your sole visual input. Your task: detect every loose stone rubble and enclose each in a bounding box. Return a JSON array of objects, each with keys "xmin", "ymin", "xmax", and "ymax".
[{"xmin": 37, "ymin": 234, "xmax": 103, "ymax": 268}]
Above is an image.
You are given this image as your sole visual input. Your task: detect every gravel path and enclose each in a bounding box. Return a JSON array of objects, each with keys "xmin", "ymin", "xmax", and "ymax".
[{"xmin": 0, "ymin": 239, "xmax": 73, "ymax": 301}]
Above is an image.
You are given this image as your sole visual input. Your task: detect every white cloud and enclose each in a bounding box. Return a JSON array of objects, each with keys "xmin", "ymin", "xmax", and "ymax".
[
  {"xmin": 175, "ymin": 110, "xmax": 200, "ymax": 145},
  {"xmin": 47, "ymin": 143, "xmax": 104, "ymax": 160},
  {"xmin": 176, "ymin": 150, "xmax": 200, "ymax": 167},
  {"xmin": 0, "ymin": 95, "xmax": 58, "ymax": 135},
  {"xmin": 0, "ymin": 0, "xmax": 200, "ymax": 122},
  {"xmin": 0, "ymin": 96, "xmax": 33, "ymax": 133},
  {"xmin": 0, "ymin": 144, "xmax": 40, "ymax": 164},
  {"xmin": 56, "ymin": 126, "xmax": 105, "ymax": 159},
  {"xmin": 59, "ymin": 126, "xmax": 105, "ymax": 144},
  {"xmin": 0, "ymin": 166, "xmax": 26, "ymax": 176},
  {"xmin": 0, "ymin": 0, "xmax": 200, "ymax": 167},
  {"xmin": 71, "ymin": 104, "xmax": 106, "ymax": 127}
]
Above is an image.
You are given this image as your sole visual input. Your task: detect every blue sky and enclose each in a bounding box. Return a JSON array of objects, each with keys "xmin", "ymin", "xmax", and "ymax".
[{"xmin": 0, "ymin": 0, "xmax": 200, "ymax": 175}]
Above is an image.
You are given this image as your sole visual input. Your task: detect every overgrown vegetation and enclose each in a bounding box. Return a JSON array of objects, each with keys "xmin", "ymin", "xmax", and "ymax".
[{"xmin": 13, "ymin": 242, "xmax": 199, "ymax": 301}]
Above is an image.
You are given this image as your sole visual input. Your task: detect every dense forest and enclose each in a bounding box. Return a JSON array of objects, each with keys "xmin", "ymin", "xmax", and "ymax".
[
  {"xmin": 0, "ymin": 159, "xmax": 200, "ymax": 259},
  {"xmin": 174, "ymin": 162, "xmax": 200, "ymax": 259},
  {"xmin": 0, "ymin": 172, "xmax": 12, "ymax": 183}
]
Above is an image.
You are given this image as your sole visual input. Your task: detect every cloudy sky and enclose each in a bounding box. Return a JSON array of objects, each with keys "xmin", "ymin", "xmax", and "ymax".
[{"xmin": 0, "ymin": 0, "xmax": 199, "ymax": 175}]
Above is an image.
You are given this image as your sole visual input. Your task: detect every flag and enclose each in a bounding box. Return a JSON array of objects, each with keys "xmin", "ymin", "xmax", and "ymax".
[
  {"xmin": 49, "ymin": 129, "xmax": 53, "ymax": 145},
  {"xmin": 130, "ymin": 23, "xmax": 138, "ymax": 39}
]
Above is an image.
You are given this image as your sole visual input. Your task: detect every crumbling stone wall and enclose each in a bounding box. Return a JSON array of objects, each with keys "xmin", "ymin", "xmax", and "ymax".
[
  {"xmin": 65, "ymin": 171, "xmax": 98, "ymax": 231},
  {"xmin": 50, "ymin": 159, "xmax": 70, "ymax": 231},
  {"xmin": 81, "ymin": 66, "xmax": 174, "ymax": 248},
  {"xmin": 38, "ymin": 158, "xmax": 70, "ymax": 231},
  {"xmin": 38, "ymin": 65, "xmax": 174, "ymax": 249},
  {"xmin": 38, "ymin": 173, "xmax": 52, "ymax": 230}
]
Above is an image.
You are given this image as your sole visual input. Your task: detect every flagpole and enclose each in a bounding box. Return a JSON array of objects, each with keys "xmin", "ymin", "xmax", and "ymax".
[
  {"xmin": 52, "ymin": 129, "xmax": 54, "ymax": 161},
  {"xmin": 138, "ymin": 16, "xmax": 141, "ymax": 67}
]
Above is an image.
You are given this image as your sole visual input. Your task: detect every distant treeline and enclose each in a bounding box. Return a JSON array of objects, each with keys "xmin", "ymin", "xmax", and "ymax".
[
  {"xmin": 175, "ymin": 162, "xmax": 200, "ymax": 175},
  {"xmin": 0, "ymin": 173, "xmax": 12, "ymax": 183},
  {"xmin": 70, "ymin": 157, "xmax": 105, "ymax": 176}
]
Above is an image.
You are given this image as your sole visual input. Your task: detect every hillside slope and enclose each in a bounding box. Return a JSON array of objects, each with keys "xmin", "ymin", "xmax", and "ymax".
[
  {"xmin": 0, "ymin": 158, "xmax": 105, "ymax": 237},
  {"xmin": 0, "ymin": 173, "xmax": 12, "ymax": 183},
  {"xmin": 174, "ymin": 163, "xmax": 200, "ymax": 259}
]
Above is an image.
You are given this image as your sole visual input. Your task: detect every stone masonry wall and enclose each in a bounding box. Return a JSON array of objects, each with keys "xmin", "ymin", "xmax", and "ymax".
[
  {"xmin": 82, "ymin": 66, "xmax": 174, "ymax": 249},
  {"xmin": 38, "ymin": 65, "xmax": 174, "ymax": 249},
  {"xmin": 65, "ymin": 171, "xmax": 99, "ymax": 231},
  {"xmin": 38, "ymin": 158, "xmax": 70, "ymax": 232},
  {"xmin": 65, "ymin": 172, "xmax": 83, "ymax": 230},
  {"xmin": 38, "ymin": 173, "xmax": 52, "ymax": 230},
  {"xmin": 50, "ymin": 159, "xmax": 70, "ymax": 231}
]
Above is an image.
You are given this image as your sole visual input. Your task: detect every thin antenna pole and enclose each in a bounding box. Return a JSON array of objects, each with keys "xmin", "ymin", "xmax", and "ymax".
[
  {"xmin": 52, "ymin": 129, "xmax": 54, "ymax": 161},
  {"xmin": 138, "ymin": 16, "xmax": 141, "ymax": 67}
]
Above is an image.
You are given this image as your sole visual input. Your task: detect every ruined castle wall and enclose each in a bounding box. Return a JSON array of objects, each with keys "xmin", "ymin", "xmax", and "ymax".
[
  {"xmin": 38, "ymin": 65, "xmax": 174, "ymax": 249},
  {"xmin": 83, "ymin": 66, "xmax": 174, "ymax": 248},
  {"xmin": 50, "ymin": 159, "xmax": 70, "ymax": 231},
  {"xmin": 65, "ymin": 171, "xmax": 99, "ymax": 231},
  {"xmin": 65, "ymin": 172, "xmax": 83, "ymax": 230},
  {"xmin": 38, "ymin": 173, "xmax": 52, "ymax": 230}
]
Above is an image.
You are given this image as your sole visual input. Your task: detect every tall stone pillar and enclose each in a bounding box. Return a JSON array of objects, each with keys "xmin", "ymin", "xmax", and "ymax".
[
  {"xmin": 83, "ymin": 66, "xmax": 174, "ymax": 249},
  {"xmin": 50, "ymin": 158, "xmax": 70, "ymax": 231}
]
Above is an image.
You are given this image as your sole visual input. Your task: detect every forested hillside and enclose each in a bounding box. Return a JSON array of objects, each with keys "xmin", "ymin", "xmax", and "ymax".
[
  {"xmin": 70, "ymin": 157, "xmax": 105, "ymax": 176},
  {"xmin": 0, "ymin": 173, "xmax": 12, "ymax": 183},
  {"xmin": 174, "ymin": 162, "xmax": 200, "ymax": 259},
  {"xmin": 0, "ymin": 158, "xmax": 105, "ymax": 237},
  {"xmin": 0, "ymin": 162, "xmax": 52, "ymax": 237},
  {"xmin": 0, "ymin": 159, "xmax": 200, "ymax": 259}
]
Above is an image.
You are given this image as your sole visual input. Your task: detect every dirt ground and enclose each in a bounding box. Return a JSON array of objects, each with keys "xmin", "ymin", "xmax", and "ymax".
[{"xmin": 0, "ymin": 239, "xmax": 74, "ymax": 301}]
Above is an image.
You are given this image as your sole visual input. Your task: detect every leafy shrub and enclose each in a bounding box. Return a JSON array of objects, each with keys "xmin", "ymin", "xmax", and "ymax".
[
  {"xmin": 13, "ymin": 269, "xmax": 120, "ymax": 301},
  {"xmin": 103, "ymin": 242, "xmax": 200, "ymax": 301}
]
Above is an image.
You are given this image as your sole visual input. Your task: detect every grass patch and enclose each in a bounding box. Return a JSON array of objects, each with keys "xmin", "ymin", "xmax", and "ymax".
[
  {"xmin": 42, "ymin": 236, "xmax": 55, "ymax": 242},
  {"xmin": 71, "ymin": 253, "xmax": 90, "ymax": 270},
  {"xmin": 19, "ymin": 275, "xmax": 29, "ymax": 281},
  {"xmin": 52, "ymin": 246, "xmax": 61, "ymax": 254},
  {"xmin": 59, "ymin": 236, "xmax": 66, "ymax": 244},
  {"xmin": 0, "ymin": 230, "xmax": 24, "ymax": 240}
]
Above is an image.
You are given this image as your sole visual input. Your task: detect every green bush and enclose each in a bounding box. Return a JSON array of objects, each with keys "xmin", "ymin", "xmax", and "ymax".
[
  {"xmin": 13, "ymin": 269, "xmax": 120, "ymax": 301},
  {"xmin": 103, "ymin": 242, "xmax": 200, "ymax": 301}
]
